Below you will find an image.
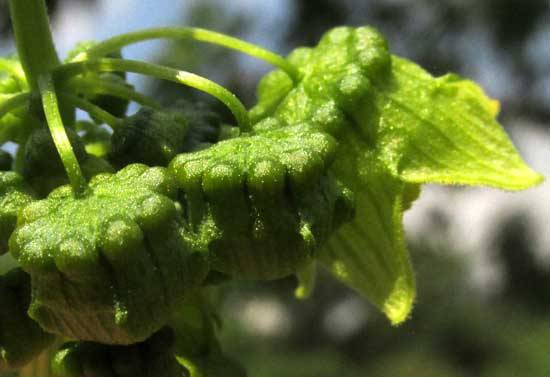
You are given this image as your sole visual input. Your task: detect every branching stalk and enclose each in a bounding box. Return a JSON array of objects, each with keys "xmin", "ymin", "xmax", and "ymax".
[
  {"xmin": 77, "ymin": 27, "xmax": 300, "ymax": 82},
  {"xmin": 58, "ymin": 92, "xmax": 122, "ymax": 129},
  {"xmin": 66, "ymin": 77, "xmax": 161, "ymax": 109},
  {"xmin": 38, "ymin": 75, "xmax": 88, "ymax": 196},
  {"xmin": 54, "ymin": 58, "xmax": 251, "ymax": 131},
  {"xmin": 0, "ymin": 92, "xmax": 30, "ymax": 121}
]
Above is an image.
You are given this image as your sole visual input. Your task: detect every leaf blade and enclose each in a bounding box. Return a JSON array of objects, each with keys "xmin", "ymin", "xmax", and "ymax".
[
  {"xmin": 321, "ymin": 155, "xmax": 416, "ymax": 325},
  {"xmin": 372, "ymin": 56, "xmax": 543, "ymax": 190}
]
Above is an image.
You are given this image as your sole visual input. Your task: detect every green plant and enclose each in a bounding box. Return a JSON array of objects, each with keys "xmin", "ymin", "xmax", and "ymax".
[{"xmin": 0, "ymin": 1, "xmax": 543, "ymax": 376}]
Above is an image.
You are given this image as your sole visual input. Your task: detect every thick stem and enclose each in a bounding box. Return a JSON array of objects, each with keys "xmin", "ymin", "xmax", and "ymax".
[{"xmin": 8, "ymin": 0, "xmax": 60, "ymax": 91}]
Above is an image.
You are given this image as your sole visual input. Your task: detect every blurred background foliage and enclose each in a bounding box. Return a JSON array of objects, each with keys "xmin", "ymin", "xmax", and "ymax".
[{"xmin": 1, "ymin": 0, "xmax": 549, "ymax": 376}]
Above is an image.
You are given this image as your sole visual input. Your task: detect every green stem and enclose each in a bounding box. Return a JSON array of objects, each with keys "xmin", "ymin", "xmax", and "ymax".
[
  {"xmin": 54, "ymin": 58, "xmax": 251, "ymax": 131},
  {"xmin": 38, "ymin": 75, "xmax": 88, "ymax": 196},
  {"xmin": 8, "ymin": 0, "xmax": 60, "ymax": 91},
  {"xmin": 58, "ymin": 92, "xmax": 122, "ymax": 129},
  {"xmin": 0, "ymin": 92, "xmax": 30, "ymax": 121},
  {"xmin": 77, "ymin": 27, "xmax": 299, "ymax": 82},
  {"xmin": 66, "ymin": 77, "xmax": 161, "ymax": 109}
]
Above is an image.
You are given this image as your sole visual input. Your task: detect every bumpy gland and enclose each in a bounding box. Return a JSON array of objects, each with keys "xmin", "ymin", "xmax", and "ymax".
[
  {"xmin": 110, "ymin": 101, "xmax": 223, "ymax": 169},
  {"xmin": 169, "ymin": 123, "xmax": 355, "ymax": 280},
  {"xmin": 250, "ymin": 26, "xmax": 389, "ymax": 139},
  {"xmin": 10, "ymin": 164, "xmax": 209, "ymax": 344},
  {"xmin": 0, "ymin": 268, "xmax": 55, "ymax": 372},
  {"xmin": 252, "ymin": 25, "xmax": 539, "ymax": 188},
  {"xmin": 0, "ymin": 172, "xmax": 35, "ymax": 255}
]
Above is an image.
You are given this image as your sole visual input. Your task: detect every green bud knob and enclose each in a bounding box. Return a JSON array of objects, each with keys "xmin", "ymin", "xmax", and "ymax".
[
  {"xmin": 170, "ymin": 99, "xmax": 223, "ymax": 152},
  {"xmin": 110, "ymin": 107, "xmax": 189, "ymax": 168},
  {"xmin": 21, "ymin": 127, "xmax": 113, "ymax": 197}
]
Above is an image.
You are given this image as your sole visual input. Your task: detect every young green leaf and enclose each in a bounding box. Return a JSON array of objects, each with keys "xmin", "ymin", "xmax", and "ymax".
[
  {"xmin": 371, "ymin": 56, "xmax": 543, "ymax": 189},
  {"xmin": 320, "ymin": 154, "xmax": 416, "ymax": 325},
  {"xmin": 250, "ymin": 26, "xmax": 543, "ymax": 324}
]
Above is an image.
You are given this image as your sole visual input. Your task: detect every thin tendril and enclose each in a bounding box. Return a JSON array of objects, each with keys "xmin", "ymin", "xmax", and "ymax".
[
  {"xmin": 0, "ymin": 92, "xmax": 30, "ymax": 121},
  {"xmin": 38, "ymin": 74, "xmax": 88, "ymax": 196},
  {"xmin": 54, "ymin": 58, "xmax": 251, "ymax": 131},
  {"xmin": 75, "ymin": 27, "xmax": 300, "ymax": 82},
  {"xmin": 58, "ymin": 92, "xmax": 122, "ymax": 129},
  {"xmin": 66, "ymin": 77, "xmax": 161, "ymax": 109}
]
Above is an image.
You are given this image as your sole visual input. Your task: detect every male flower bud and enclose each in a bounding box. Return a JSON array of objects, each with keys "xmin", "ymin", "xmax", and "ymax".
[
  {"xmin": 170, "ymin": 123, "xmax": 355, "ymax": 280},
  {"xmin": 10, "ymin": 164, "xmax": 208, "ymax": 344},
  {"xmin": 109, "ymin": 107, "xmax": 189, "ymax": 168}
]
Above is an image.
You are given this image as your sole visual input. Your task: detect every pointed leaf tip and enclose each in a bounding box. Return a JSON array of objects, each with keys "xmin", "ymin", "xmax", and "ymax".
[
  {"xmin": 383, "ymin": 274, "xmax": 415, "ymax": 325},
  {"xmin": 372, "ymin": 56, "xmax": 544, "ymax": 192}
]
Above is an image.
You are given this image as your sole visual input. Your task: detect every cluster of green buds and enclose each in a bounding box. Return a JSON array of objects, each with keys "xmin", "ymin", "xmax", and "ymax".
[{"xmin": 0, "ymin": 0, "xmax": 543, "ymax": 376}]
